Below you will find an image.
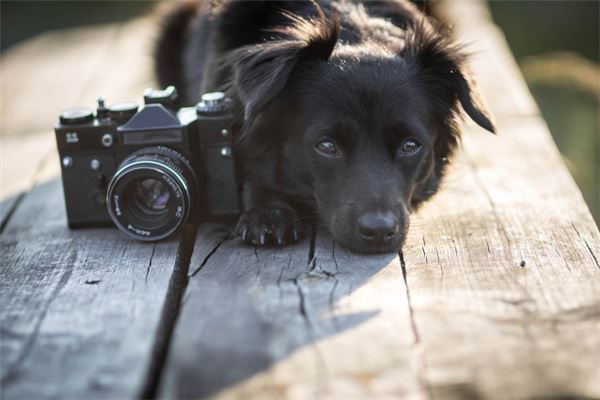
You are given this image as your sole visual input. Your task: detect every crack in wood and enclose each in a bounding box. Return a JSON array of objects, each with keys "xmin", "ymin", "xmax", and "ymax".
[
  {"xmin": 292, "ymin": 227, "xmax": 330, "ymax": 386},
  {"xmin": 398, "ymin": 250, "xmax": 433, "ymax": 399},
  {"xmin": 277, "ymin": 251, "xmax": 293, "ymax": 301},
  {"xmin": 145, "ymin": 244, "xmax": 157, "ymax": 284},
  {"xmin": 434, "ymin": 248, "xmax": 443, "ymax": 280},
  {"xmin": 139, "ymin": 226, "xmax": 197, "ymax": 399},
  {"xmin": 307, "ymin": 223, "xmax": 317, "ymax": 270},
  {"xmin": 399, "ymin": 251, "xmax": 420, "ymax": 345},
  {"xmin": 450, "ymin": 238, "xmax": 459, "ymax": 259},
  {"xmin": 328, "ymin": 240, "xmax": 340, "ymax": 313},
  {"xmin": 189, "ymin": 237, "xmax": 226, "ymax": 277},
  {"xmin": 0, "ymin": 193, "xmax": 25, "ymax": 235},
  {"xmin": 421, "ymin": 235, "xmax": 429, "ymax": 264},
  {"xmin": 572, "ymin": 223, "xmax": 600, "ymax": 271},
  {"xmin": 290, "ymin": 275, "xmax": 329, "ymax": 388},
  {"xmin": 551, "ymin": 242, "xmax": 572, "ymax": 272},
  {"xmin": 253, "ymin": 245, "xmax": 260, "ymax": 262},
  {"xmin": 293, "ymin": 276, "xmax": 311, "ymax": 328},
  {"xmin": 255, "ymin": 252, "xmax": 263, "ymax": 279}
]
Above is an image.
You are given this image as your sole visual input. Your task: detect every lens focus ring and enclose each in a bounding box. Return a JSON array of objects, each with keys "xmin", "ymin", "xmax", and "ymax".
[{"xmin": 106, "ymin": 147, "xmax": 195, "ymax": 241}]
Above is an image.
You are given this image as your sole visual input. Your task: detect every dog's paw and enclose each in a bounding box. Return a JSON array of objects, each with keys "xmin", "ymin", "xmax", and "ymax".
[{"xmin": 235, "ymin": 205, "xmax": 301, "ymax": 246}]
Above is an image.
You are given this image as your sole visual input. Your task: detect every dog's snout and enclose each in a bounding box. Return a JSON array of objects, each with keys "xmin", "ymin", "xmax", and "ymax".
[{"xmin": 358, "ymin": 211, "xmax": 400, "ymax": 244}]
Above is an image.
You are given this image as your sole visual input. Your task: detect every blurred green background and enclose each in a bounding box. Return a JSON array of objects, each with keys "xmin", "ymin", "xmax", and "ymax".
[
  {"xmin": 0, "ymin": 1, "xmax": 155, "ymax": 51},
  {"xmin": 489, "ymin": 1, "xmax": 599, "ymax": 223},
  {"xmin": 1, "ymin": 0, "xmax": 598, "ymax": 223}
]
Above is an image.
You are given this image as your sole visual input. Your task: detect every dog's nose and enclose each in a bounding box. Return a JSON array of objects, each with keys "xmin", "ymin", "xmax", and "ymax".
[{"xmin": 358, "ymin": 212, "xmax": 400, "ymax": 244}]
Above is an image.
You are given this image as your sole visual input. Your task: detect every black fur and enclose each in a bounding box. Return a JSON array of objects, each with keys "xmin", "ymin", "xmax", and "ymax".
[
  {"xmin": 154, "ymin": 0, "xmax": 202, "ymax": 96},
  {"xmin": 154, "ymin": 0, "xmax": 496, "ymax": 253}
]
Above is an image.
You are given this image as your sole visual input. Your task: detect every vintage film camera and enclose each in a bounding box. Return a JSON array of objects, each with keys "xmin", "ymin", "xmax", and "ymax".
[{"xmin": 54, "ymin": 86, "xmax": 241, "ymax": 241}]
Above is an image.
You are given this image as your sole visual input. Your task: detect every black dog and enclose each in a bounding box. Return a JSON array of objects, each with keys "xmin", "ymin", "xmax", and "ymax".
[{"xmin": 154, "ymin": 0, "xmax": 495, "ymax": 253}]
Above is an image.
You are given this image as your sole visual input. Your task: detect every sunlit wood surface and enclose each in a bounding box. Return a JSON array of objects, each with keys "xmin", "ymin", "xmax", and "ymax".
[{"xmin": 1, "ymin": 1, "xmax": 599, "ymax": 399}]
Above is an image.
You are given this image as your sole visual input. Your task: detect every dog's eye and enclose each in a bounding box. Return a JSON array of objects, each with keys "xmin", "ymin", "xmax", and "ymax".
[
  {"xmin": 398, "ymin": 138, "xmax": 422, "ymax": 156},
  {"xmin": 315, "ymin": 140, "xmax": 339, "ymax": 156}
]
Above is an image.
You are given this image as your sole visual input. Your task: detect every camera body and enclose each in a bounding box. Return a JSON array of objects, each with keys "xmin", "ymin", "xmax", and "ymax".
[{"xmin": 54, "ymin": 87, "xmax": 241, "ymax": 241}]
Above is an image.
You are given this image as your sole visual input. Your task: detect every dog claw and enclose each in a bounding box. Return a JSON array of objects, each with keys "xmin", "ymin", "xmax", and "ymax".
[{"xmin": 236, "ymin": 206, "xmax": 302, "ymax": 247}]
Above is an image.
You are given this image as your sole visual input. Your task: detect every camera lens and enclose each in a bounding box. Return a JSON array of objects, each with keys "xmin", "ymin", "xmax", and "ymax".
[
  {"xmin": 133, "ymin": 178, "xmax": 171, "ymax": 211},
  {"xmin": 106, "ymin": 147, "xmax": 196, "ymax": 241}
]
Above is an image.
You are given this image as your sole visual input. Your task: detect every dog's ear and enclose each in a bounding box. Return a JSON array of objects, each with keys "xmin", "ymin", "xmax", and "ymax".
[
  {"xmin": 449, "ymin": 64, "xmax": 496, "ymax": 133},
  {"xmin": 404, "ymin": 21, "xmax": 496, "ymax": 133},
  {"xmin": 228, "ymin": 4, "xmax": 340, "ymax": 121}
]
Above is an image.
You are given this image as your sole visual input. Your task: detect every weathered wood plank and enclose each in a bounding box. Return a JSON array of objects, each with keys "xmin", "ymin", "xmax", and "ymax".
[
  {"xmin": 0, "ymin": 178, "xmax": 195, "ymax": 399},
  {"xmin": 1, "ymin": 12, "xmax": 192, "ymax": 400},
  {"xmin": 159, "ymin": 228, "xmax": 424, "ymax": 399},
  {"xmin": 0, "ymin": 195, "xmax": 20, "ymax": 232},
  {"xmin": 158, "ymin": 226, "xmax": 313, "ymax": 399},
  {"xmin": 1, "ymin": 14, "xmax": 156, "ymax": 227},
  {"xmin": 0, "ymin": 16, "xmax": 156, "ymax": 139},
  {"xmin": 396, "ymin": 1, "xmax": 600, "ymax": 399},
  {"xmin": 293, "ymin": 233, "xmax": 423, "ymax": 399},
  {"xmin": 160, "ymin": 1, "xmax": 600, "ymax": 398},
  {"xmin": 1, "ymin": 24, "xmax": 119, "ymax": 138},
  {"xmin": 402, "ymin": 122, "xmax": 600, "ymax": 399},
  {"xmin": 0, "ymin": 132, "xmax": 57, "ymax": 230}
]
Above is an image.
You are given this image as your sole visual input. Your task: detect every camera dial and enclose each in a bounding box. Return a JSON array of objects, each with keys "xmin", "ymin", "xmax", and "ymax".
[
  {"xmin": 54, "ymin": 86, "xmax": 241, "ymax": 241},
  {"xmin": 108, "ymin": 102, "xmax": 138, "ymax": 124},
  {"xmin": 59, "ymin": 107, "xmax": 94, "ymax": 125},
  {"xmin": 196, "ymin": 92, "xmax": 233, "ymax": 116}
]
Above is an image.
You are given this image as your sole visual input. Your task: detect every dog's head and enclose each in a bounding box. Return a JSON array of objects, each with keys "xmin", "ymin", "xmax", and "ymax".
[{"xmin": 228, "ymin": 6, "xmax": 495, "ymax": 253}]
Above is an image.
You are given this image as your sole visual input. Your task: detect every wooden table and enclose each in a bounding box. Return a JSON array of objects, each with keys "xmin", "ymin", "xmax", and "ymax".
[{"xmin": 1, "ymin": 1, "xmax": 599, "ymax": 399}]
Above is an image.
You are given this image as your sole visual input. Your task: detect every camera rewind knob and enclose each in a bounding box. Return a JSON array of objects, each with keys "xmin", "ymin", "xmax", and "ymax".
[{"xmin": 196, "ymin": 92, "xmax": 232, "ymax": 116}]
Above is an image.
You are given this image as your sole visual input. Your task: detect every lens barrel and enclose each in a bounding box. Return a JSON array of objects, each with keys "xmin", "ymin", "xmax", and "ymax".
[{"xmin": 106, "ymin": 147, "xmax": 195, "ymax": 241}]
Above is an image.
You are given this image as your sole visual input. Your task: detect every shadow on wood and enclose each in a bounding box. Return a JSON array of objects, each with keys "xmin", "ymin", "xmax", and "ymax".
[{"xmin": 159, "ymin": 226, "xmax": 411, "ymax": 398}]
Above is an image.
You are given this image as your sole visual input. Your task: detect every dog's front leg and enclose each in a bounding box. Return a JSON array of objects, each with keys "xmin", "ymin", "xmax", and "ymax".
[{"xmin": 234, "ymin": 187, "xmax": 301, "ymax": 246}]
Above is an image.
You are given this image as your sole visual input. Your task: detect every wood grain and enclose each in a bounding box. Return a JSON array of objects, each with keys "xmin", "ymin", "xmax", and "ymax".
[
  {"xmin": 398, "ymin": 1, "xmax": 600, "ymax": 398},
  {"xmin": 1, "ymin": 0, "xmax": 598, "ymax": 398},
  {"xmin": 0, "ymin": 16, "xmax": 157, "ymax": 139},
  {"xmin": 159, "ymin": 227, "xmax": 425, "ymax": 399},
  {"xmin": 1, "ymin": 13, "xmax": 157, "ymax": 227},
  {"xmin": 0, "ymin": 132, "xmax": 58, "ymax": 230},
  {"xmin": 0, "ymin": 179, "xmax": 194, "ymax": 399},
  {"xmin": 160, "ymin": 0, "xmax": 600, "ymax": 399},
  {"xmin": 0, "ymin": 13, "xmax": 191, "ymax": 399}
]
